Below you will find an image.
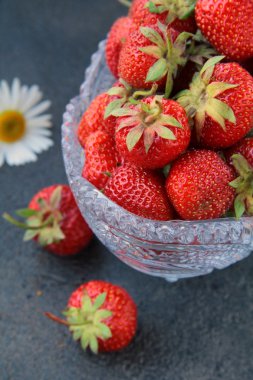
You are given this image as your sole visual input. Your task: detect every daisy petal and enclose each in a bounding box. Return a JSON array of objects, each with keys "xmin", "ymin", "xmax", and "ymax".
[
  {"xmin": 29, "ymin": 128, "xmax": 52, "ymax": 137},
  {"xmin": 24, "ymin": 134, "xmax": 54, "ymax": 154},
  {"xmin": 27, "ymin": 115, "xmax": 52, "ymax": 128},
  {"xmin": 20, "ymin": 85, "xmax": 43, "ymax": 112},
  {"xmin": 26, "ymin": 100, "xmax": 51, "ymax": 118},
  {"xmin": 0, "ymin": 80, "xmax": 12, "ymax": 108},
  {"xmin": 11, "ymin": 78, "xmax": 21, "ymax": 108},
  {"xmin": 4, "ymin": 142, "xmax": 37, "ymax": 166}
]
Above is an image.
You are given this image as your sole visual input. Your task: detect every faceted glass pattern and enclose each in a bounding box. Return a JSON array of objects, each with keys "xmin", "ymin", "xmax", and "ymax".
[{"xmin": 62, "ymin": 41, "xmax": 253, "ymax": 282}]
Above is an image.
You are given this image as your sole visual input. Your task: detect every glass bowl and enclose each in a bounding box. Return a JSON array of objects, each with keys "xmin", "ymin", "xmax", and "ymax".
[{"xmin": 62, "ymin": 40, "xmax": 253, "ymax": 282}]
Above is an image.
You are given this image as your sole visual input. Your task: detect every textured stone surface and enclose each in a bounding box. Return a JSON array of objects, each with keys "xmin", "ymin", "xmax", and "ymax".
[{"xmin": 0, "ymin": 1, "xmax": 253, "ymax": 379}]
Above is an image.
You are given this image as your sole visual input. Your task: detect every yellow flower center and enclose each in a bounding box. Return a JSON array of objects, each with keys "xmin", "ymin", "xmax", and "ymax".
[{"xmin": 0, "ymin": 110, "xmax": 26, "ymax": 143}]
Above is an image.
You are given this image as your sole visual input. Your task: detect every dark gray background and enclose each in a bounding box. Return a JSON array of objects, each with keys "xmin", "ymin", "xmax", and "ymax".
[{"xmin": 0, "ymin": 1, "xmax": 253, "ymax": 379}]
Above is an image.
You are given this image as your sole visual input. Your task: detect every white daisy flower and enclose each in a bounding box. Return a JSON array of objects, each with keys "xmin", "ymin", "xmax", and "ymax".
[{"xmin": 0, "ymin": 78, "xmax": 53, "ymax": 167}]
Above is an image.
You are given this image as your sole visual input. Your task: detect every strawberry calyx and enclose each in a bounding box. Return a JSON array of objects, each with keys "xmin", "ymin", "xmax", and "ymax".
[
  {"xmin": 145, "ymin": 0, "xmax": 196, "ymax": 22},
  {"xmin": 175, "ymin": 56, "xmax": 238, "ymax": 139},
  {"xmin": 45, "ymin": 292, "xmax": 113, "ymax": 354},
  {"xmin": 229, "ymin": 154, "xmax": 253, "ymax": 219},
  {"xmin": 3, "ymin": 186, "xmax": 65, "ymax": 246},
  {"xmin": 104, "ymin": 79, "xmax": 133, "ymax": 119},
  {"xmin": 139, "ymin": 22, "xmax": 193, "ymax": 97},
  {"xmin": 187, "ymin": 32, "xmax": 217, "ymax": 67},
  {"xmin": 112, "ymin": 95, "xmax": 183, "ymax": 152},
  {"xmin": 105, "ymin": 81, "xmax": 158, "ymax": 118}
]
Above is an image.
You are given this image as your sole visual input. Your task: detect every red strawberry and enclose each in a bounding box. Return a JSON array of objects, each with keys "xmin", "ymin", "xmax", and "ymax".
[
  {"xmin": 113, "ymin": 96, "xmax": 190, "ymax": 169},
  {"xmin": 223, "ymin": 138, "xmax": 253, "ymax": 218},
  {"xmin": 225, "ymin": 138, "xmax": 253, "ymax": 167},
  {"xmin": 176, "ymin": 56, "xmax": 253, "ymax": 149},
  {"xmin": 45, "ymin": 280, "xmax": 137, "ymax": 353},
  {"xmin": 195, "ymin": 0, "xmax": 253, "ymax": 61},
  {"xmin": 3, "ymin": 185, "xmax": 93, "ymax": 256},
  {"xmin": 106, "ymin": 17, "xmax": 133, "ymax": 78},
  {"xmin": 78, "ymin": 93, "xmax": 116, "ymax": 147},
  {"xmin": 227, "ymin": 152, "xmax": 253, "ymax": 218},
  {"xmin": 166, "ymin": 150, "xmax": 235, "ymax": 220},
  {"xmin": 118, "ymin": 23, "xmax": 193, "ymax": 97},
  {"xmin": 130, "ymin": 0, "xmax": 196, "ymax": 33},
  {"xmin": 82, "ymin": 131, "xmax": 121, "ymax": 190},
  {"xmin": 104, "ymin": 163, "xmax": 174, "ymax": 220}
]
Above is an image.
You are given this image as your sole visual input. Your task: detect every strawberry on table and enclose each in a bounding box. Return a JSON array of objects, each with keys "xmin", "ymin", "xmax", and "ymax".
[
  {"xmin": 106, "ymin": 17, "xmax": 133, "ymax": 78},
  {"xmin": 176, "ymin": 56, "xmax": 253, "ymax": 149},
  {"xmin": 3, "ymin": 185, "xmax": 93, "ymax": 256},
  {"xmin": 195, "ymin": 0, "xmax": 253, "ymax": 61},
  {"xmin": 82, "ymin": 131, "xmax": 121, "ymax": 190},
  {"xmin": 130, "ymin": 0, "xmax": 197, "ymax": 33},
  {"xmin": 45, "ymin": 280, "xmax": 137, "ymax": 353},
  {"xmin": 166, "ymin": 150, "xmax": 236, "ymax": 220},
  {"xmin": 118, "ymin": 22, "xmax": 193, "ymax": 97},
  {"xmin": 104, "ymin": 162, "xmax": 174, "ymax": 220},
  {"xmin": 113, "ymin": 96, "xmax": 190, "ymax": 169}
]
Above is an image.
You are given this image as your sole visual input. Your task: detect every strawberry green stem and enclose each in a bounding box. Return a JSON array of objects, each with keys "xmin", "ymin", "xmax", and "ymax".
[
  {"xmin": 165, "ymin": 71, "xmax": 173, "ymax": 98},
  {"xmin": 44, "ymin": 312, "xmax": 70, "ymax": 326},
  {"xmin": 2, "ymin": 212, "xmax": 54, "ymax": 230},
  {"xmin": 132, "ymin": 84, "xmax": 158, "ymax": 100}
]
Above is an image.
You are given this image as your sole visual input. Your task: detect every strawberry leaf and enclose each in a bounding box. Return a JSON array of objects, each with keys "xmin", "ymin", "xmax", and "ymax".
[
  {"xmin": 206, "ymin": 82, "xmax": 238, "ymax": 98},
  {"xmin": 140, "ymin": 26, "xmax": 165, "ymax": 51},
  {"xmin": 143, "ymin": 128, "xmax": 155, "ymax": 153},
  {"xmin": 153, "ymin": 125, "xmax": 176, "ymax": 140},
  {"xmin": 111, "ymin": 108, "xmax": 137, "ymax": 117},
  {"xmin": 209, "ymin": 98, "xmax": 236, "ymax": 124},
  {"xmin": 234, "ymin": 194, "xmax": 246, "ymax": 219},
  {"xmin": 159, "ymin": 114, "xmax": 183, "ymax": 129},
  {"xmin": 205, "ymin": 103, "xmax": 226, "ymax": 130},
  {"xmin": 92, "ymin": 293, "xmax": 107, "ymax": 311},
  {"xmin": 117, "ymin": 116, "xmax": 140, "ymax": 131},
  {"xmin": 107, "ymin": 87, "xmax": 126, "ymax": 97},
  {"xmin": 126, "ymin": 125, "xmax": 144, "ymax": 151},
  {"xmin": 16, "ymin": 208, "xmax": 38, "ymax": 217},
  {"xmin": 104, "ymin": 99, "xmax": 124, "ymax": 119},
  {"xmin": 146, "ymin": 58, "xmax": 168, "ymax": 82},
  {"xmin": 139, "ymin": 45, "xmax": 163, "ymax": 59},
  {"xmin": 200, "ymin": 56, "xmax": 225, "ymax": 76}
]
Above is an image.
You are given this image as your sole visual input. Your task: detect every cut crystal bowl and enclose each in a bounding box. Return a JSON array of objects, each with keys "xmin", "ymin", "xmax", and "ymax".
[{"xmin": 62, "ymin": 40, "xmax": 253, "ymax": 282}]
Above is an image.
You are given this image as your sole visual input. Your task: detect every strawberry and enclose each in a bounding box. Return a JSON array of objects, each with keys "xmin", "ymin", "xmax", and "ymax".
[
  {"xmin": 78, "ymin": 93, "xmax": 116, "ymax": 147},
  {"xmin": 224, "ymin": 138, "xmax": 253, "ymax": 218},
  {"xmin": 118, "ymin": 22, "xmax": 193, "ymax": 97},
  {"xmin": 166, "ymin": 150, "xmax": 235, "ymax": 220},
  {"xmin": 45, "ymin": 280, "xmax": 137, "ymax": 353},
  {"xmin": 130, "ymin": 0, "xmax": 196, "ymax": 33},
  {"xmin": 3, "ymin": 185, "xmax": 93, "ymax": 256},
  {"xmin": 82, "ymin": 131, "xmax": 121, "ymax": 190},
  {"xmin": 104, "ymin": 163, "xmax": 174, "ymax": 220},
  {"xmin": 225, "ymin": 138, "xmax": 253, "ymax": 168},
  {"xmin": 172, "ymin": 36, "xmax": 217, "ymax": 94},
  {"xmin": 195, "ymin": 0, "xmax": 253, "ymax": 61},
  {"xmin": 113, "ymin": 96, "xmax": 190, "ymax": 169},
  {"xmin": 228, "ymin": 153, "xmax": 253, "ymax": 218},
  {"xmin": 176, "ymin": 56, "xmax": 253, "ymax": 149},
  {"xmin": 106, "ymin": 17, "xmax": 133, "ymax": 78}
]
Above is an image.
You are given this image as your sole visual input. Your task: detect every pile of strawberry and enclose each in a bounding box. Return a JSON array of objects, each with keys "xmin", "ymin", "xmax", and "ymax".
[{"xmin": 78, "ymin": 0, "xmax": 253, "ymax": 221}]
